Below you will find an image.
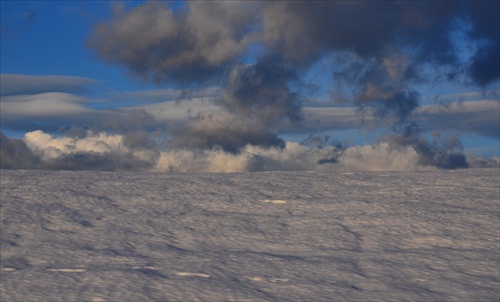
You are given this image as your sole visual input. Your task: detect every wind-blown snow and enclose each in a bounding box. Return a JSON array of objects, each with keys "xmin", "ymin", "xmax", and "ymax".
[{"xmin": 1, "ymin": 168, "xmax": 499, "ymax": 301}]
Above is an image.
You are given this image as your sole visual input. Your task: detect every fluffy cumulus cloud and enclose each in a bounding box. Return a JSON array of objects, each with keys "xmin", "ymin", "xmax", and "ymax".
[
  {"xmin": 2, "ymin": 1, "xmax": 499, "ymax": 171},
  {"xmin": 2, "ymin": 130, "xmax": 496, "ymax": 172},
  {"xmin": 1, "ymin": 130, "xmax": 158, "ymax": 171},
  {"xmin": 23, "ymin": 130, "xmax": 127, "ymax": 161},
  {"xmin": 87, "ymin": 1, "xmax": 260, "ymax": 84}
]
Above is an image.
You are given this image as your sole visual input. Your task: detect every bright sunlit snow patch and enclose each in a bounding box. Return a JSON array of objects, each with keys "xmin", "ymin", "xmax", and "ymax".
[
  {"xmin": 174, "ymin": 272, "xmax": 210, "ymax": 278},
  {"xmin": 259, "ymin": 199, "xmax": 287, "ymax": 204},
  {"xmin": 47, "ymin": 268, "xmax": 87, "ymax": 273}
]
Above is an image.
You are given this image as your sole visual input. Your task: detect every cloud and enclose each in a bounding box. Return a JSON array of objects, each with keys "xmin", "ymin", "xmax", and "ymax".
[
  {"xmin": 157, "ymin": 134, "xmax": 477, "ymax": 172},
  {"xmin": 110, "ymin": 87, "xmax": 221, "ymax": 104},
  {"xmin": 3, "ymin": 2, "xmax": 499, "ymax": 171},
  {"xmin": 465, "ymin": 1, "xmax": 500, "ymax": 86},
  {"xmin": 0, "ymin": 74, "xmax": 96, "ymax": 96},
  {"xmin": 154, "ymin": 148, "xmax": 252, "ymax": 173},
  {"xmin": 1, "ymin": 75, "xmax": 496, "ymax": 146},
  {"xmin": 0, "ymin": 133, "xmax": 40, "ymax": 169},
  {"xmin": 170, "ymin": 112, "xmax": 286, "ymax": 154},
  {"xmin": 87, "ymin": 1, "xmax": 499, "ymax": 151},
  {"xmin": 1, "ymin": 129, "xmax": 496, "ymax": 172},
  {"xmin": 19, "ymin": 130, "xmax": 157, "ymax": 171},
  {"xmin": 280, "ymin": 106, "xmax": 377, "ymax": 133},
  {"xmin": 162, "ymin": 142, "xmax": 460, "ymax": 172},
  {"xmin": 380, "ymin": 123, "xmax": 469, "ymax": 169},
  {"xmin": 414, "ymin": 100, "xmax": 500, "ymax": 138},
  {"xmin": 1, "ymin": 92, "xmax": 96, "ymax": 133},
  {"xmin": 279, "ymin": 99, "xmax": 500, "ymax": 137},
  {"xmin": 23, "ymin": 130, "xmax": 125, "ymax": 160},
  {"xmin": 87, "ymin": 1, "xmax": 259, "ymax": 85},
  {"xmin": 183, "ymin": 56, "xmax": 304, "ymax": 153},
  {"xmin": 0, "ymin": 89, "xmax": 161, "ymax": 135},
  {"xmin": 422, "ymin": 90, "xmax": 500, "ymax": 103},
  {"xmin": 1, "ymin": 92, "xmax": 90, "ymax": 116}
]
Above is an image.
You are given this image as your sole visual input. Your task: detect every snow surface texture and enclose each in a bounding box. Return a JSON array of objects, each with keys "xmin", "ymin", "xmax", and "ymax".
[{"xmin": 1, "ymin": 168, "xmax": 499, "ymax": 301}]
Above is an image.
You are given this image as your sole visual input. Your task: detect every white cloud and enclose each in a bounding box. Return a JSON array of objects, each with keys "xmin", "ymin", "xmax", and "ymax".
[
  {"xmin": 1, "ymin": 92, "xmax": 90, "ymax": 117},
  {"xmin": 149, "ymin": 140, "xmax": 433, "ymax": 172},
  {"xmin": 336, "ymin": 143, "xmax": 424, "ymax": 171},
  {"xmin": 23, "ymin": 130, "xmax": 127, "ymax": 161}
]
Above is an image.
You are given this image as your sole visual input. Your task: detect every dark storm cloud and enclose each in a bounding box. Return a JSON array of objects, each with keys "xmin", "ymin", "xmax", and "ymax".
[
  {"xmin": 262, "ymin": 1, "xmax": 498, "ymax": 121},
  {"xmin": 88, "ymin": 1, "xmax": 498, "ymax": 119},
  {"xmin": 465, "ymin": 1, "xmax": 500, "ymax": 86},
  {"xmin": 87, "ymin": 1, "xmax": 260, "ymax": 85},
  {"xmin": 220, "ymin": 57, "xmax": 303, "ymax": 124},
  {"xmin": 383, "ymin": 123, "xmax": 468, "ymax": 169},
  {"xmin": 261, "ymin": 1, "xmax": 461, "ymax": 64},
  {"xmin": 0, "ymin": 74, "xmax": 96, "ymax": 96},
  {"xmin": 171, "ymin": 115, "xmax": 285, "ymax": 154},
  {"xmin": 170, "ymin": 56, "xmax": 314, "ymax": 153},
  {"xmin": 0, "ymin": 133, "xmax": 40, "ymax": 169},
  {"xmin": 468, "ymin": 42, "xmax": 499, "ymax": 87},
  {"xmin": 58, "ymin": 0, "xmax": 500, "ymax": 169}
]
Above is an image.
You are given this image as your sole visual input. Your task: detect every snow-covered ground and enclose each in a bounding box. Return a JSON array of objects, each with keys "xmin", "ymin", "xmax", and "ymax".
[{"xmin": 1, "ymin": 168, "xmax": 499, "ymax": 301}]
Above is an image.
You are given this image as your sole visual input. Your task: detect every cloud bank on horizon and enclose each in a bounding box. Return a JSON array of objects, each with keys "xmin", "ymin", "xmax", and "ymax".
[{"xmin": 1, "ymin": 1, "xmax": 499, "ymax": 172}]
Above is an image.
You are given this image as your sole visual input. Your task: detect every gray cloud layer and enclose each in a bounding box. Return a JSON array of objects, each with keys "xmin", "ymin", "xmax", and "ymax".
[{"xmin": 1, "ymin": 77, "xmax": 497, "ymax": 145}]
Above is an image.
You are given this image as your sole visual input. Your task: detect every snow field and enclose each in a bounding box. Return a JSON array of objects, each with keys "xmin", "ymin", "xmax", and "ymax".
[{"xmin": 1, "ymin": 168, "xmax": 499, "ymax": 301}]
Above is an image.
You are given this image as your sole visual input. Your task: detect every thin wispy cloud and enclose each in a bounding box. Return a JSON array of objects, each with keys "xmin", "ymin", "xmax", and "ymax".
[{"xmin": 0, "ymin": 74, "xmax": 96, "ymax": 96}]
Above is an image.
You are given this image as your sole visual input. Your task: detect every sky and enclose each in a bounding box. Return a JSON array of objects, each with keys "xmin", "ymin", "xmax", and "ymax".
[{"xmin": 0, "ymin": 0, "xmax": 499, "ymax": 172}]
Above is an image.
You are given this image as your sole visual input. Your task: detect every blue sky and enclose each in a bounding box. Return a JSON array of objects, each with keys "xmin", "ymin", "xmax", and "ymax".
[
  {"xmin": 1, "ymin": 1, "xmax": 151, "ymax": 91},
  {"xmin": 1, "ymin": 1, "xmax": 499, "ymax": 171}
]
